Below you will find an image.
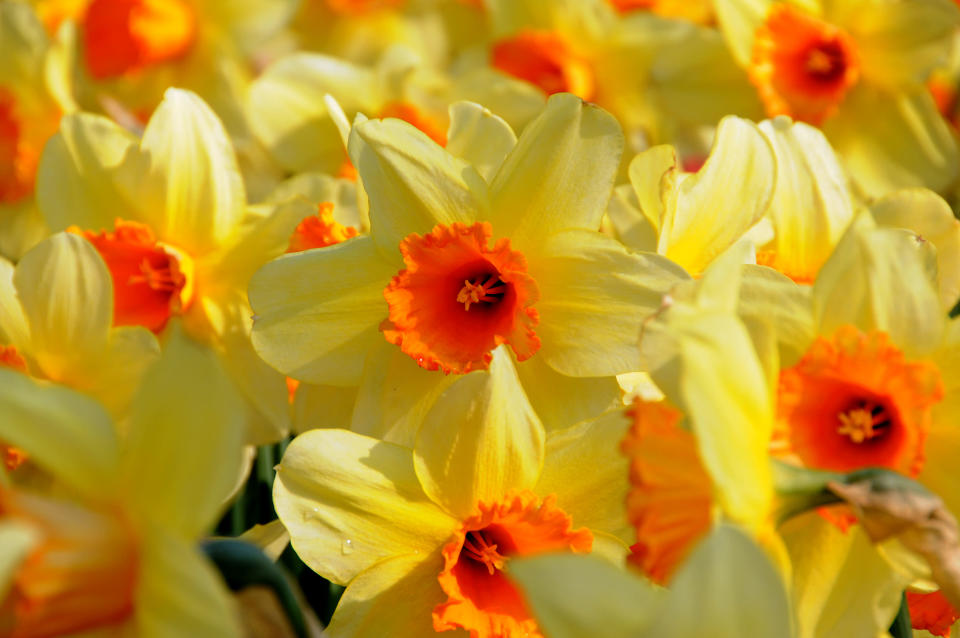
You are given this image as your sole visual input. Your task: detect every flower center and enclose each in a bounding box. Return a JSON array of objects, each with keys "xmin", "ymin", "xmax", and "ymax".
[
  {"xmin": 621, "ymin": 399, "xmax": 712, "ymax": 585},
  {"xmin": 772, "ymin": 326, "xmax": 943, "ymax": 476},
  {"xmin": 491, "ymin": 31, "xmax": 595, "ymax": 101},
  {"xmin": 749, "ymin": 4, "xmax": 859, "ymax": 125},
  {"xmin": 382, "ymin": 222, "xmax": 540, "ymax": 374},
  {"xmin": 82, "ymin": 0, "xmax": 197, "ymax": 80},
  {"xmin": 287, "ymin": 202, "xmax": 359, "ymax": 253},
  {"xmin": 71, "ymin": 219, "xmax": 195, "ymax": 334},
  {"xmin": 434, "ymin": 491, "xmax": 592, "ymax": 638},
  {"xmin": 0, "ymin": 489, "xmax": 139, "ymax": 637},
  {"xmin": 378, "ymin": 102, "xmax": 447, "ymax": 147}
]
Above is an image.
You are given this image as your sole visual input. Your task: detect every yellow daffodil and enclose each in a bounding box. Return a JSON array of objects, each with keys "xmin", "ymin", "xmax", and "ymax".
[
  {"xmin": 607, "ymin": 115, "xmax": 777, "ymax": 276},
  {"xmin": 274, "ymin": 346, "xmax": 632, "ymax": 637},
  {"xmin": 36, "ymin": 87, "xmax": 313, "ymax": 443},
  {"xmin": 0, "ymin": 329, "xmax": 246, "ymax": 636},
  {"xmin": 715, "ymin": 0, "xmax": 960, "ymax": 196},
  {"xmin": 0, "ymin": 232, "xmax": 158, "ymax": 418},
  {"xmin": 510, "ymin": 525, "xmax": 793, "ymax": 638},
  {"xmin": 250, "ymin": 93, "xmax": 688, "ymax": 441},
  {"xmin": 0, "ymin": 2, "xmax": 75, "ymax": 260},
  {"xmin": 606, "ymin": 0, "xmax": 714, "ymax": 25}
]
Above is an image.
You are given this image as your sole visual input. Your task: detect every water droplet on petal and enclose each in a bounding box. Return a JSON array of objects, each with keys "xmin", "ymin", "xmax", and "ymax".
[{"xmin": 341, "ymin": 539, "xmax": 354, "ymax": 555}]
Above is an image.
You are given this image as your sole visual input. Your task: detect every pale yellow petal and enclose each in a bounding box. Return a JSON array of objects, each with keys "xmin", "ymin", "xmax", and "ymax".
[
  {"xmin": 273, "ymin": 429, "xmax": 457, "ymax": 584},
  {"xmin": 739, "ymin": 265, "xmax": 816, "ymax": 367},
  {"xmin": 0, "ymin": 3, "xmax": 46, "ymax": 89},
  {"xmin": 325, "ymin": 552, "xmax": 457, "ymax": 638},
  {"xmin": 647, "ymin": 525, "xmax": 792, "ymax": 637},
  {"xmin": 0, "ymin": 258, "xmax": 29, "ymax": 348},
  {"xmin": 135, "ymin": 525, "xmax": 242, "ymax": 638},
  {"xmin": 0, "ymin": 368, "xmax": 118, "ymax": 499},
  {"xmin": 348, "ymin": 117, "xmax": 486, "ymax": 258},
  {"xmin": 533, "ymin": 229, "xmax": 689, "ymax": 377},
  {"xmin": 449, "ymin": 68, "xmax": 546, "ymax": 134},
  {"xmin": 121, "ymin": 327, "xmax": 246, "ymax": 539},
  {"xmin": 0, "ymin": 200, "xmax": 48, "ymax": 262},
  {"xmin": 445, "ymin": 101, "xmax": 517, "ymax": 182},
  {"xmin": 238, "ymin": 520, "xmax": 290, "ymax": 562},
  {"xmin": 84, "ymin": 325, "xmax": 161, "ymax": 419},
  {"xmin": 249, "ymin": 236, "xmax": 396, "ymax": 385},
  {"xmin": 266, "ymin": 173, "xmax": 363, "ymax": 230},
  {"xmin": 349, "ymin": 340, "xmax": 457, "ymax": 446},
  {"xmin": 509, "ymin": 553, "xmax": 657, "ymax": 638},
  {"xmin": 0, "ymin": 522, "xmax": 37, "ymax": 601},
  {"xmin": 293, "ymin": 383, "xmax": 358, "ymax": 434},
  {"xmin": 536, "ymin": 410, "xmax": 633, "ymax": 542},
  {"xmin": 487, "ymin": 93, "xmax": 623, "ymax": 254},
  {"xmin": 131, "ymin": 89, "xmax": 246, "ymax": 254},
  {"xmin": 515, "ymin": 352, "xmax": 621, "ymax": 432},
  {"xmin": 14, "ymin": 233, "xmax": 112, "ymax": 376},
  {"xmin": 781, "ymin": 512, "xmax": 907, "ymax": 638},
  {"xmin": 849, "ymin": 0, "xmax": 959, "ymax": 89},
  {"xmin": 607, "ymin": 184, "xmax": 658, "ymax": 254},
  {"xmin": 36, "ymin": 112, "xmax": 138, "ymax": 233},
  {"xmin": 659, "ymin": 116, "xmax": 775, "ymax": 275},
  {"xmin": 248, "ymin": 53, "xmax": 378, "ymax": 173},
  {"xmin": 414, "ymin": 347, "xmax": 545, "ymax": 519},
  {"xmin": 202, "ymin": 0, "xmax": 298, "ymax": 51},
  {"xmin": 870, "ymin": 188, "xmax": 960, "ymax": 313},
  {"xmin": 627, "ymin": 144, "xmax": 677, "ymax": 237},
  {"xmin": 713, "ymin": 0, "xmax": 773, "ymax": 66},
  {"xmin": 759, "ymin": 117, "xmax": 854, "ymax": 280},
  {"xmin": 823, "ymin": 86, "xmax": 959, "ymax": 197},
  {"xmin": 814, "ymin": 213, "xmax": 943, "ymax": 355}
]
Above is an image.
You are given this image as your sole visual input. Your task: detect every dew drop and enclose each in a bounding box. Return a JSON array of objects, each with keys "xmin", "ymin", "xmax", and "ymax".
[{"xmin": 341, "ymin": 539, "xmax": 354, "ymax": 555}]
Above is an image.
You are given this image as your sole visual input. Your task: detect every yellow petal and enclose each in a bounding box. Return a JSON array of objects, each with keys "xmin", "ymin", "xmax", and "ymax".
[
  {"xmin": 713, "ymin": 0, "xmax": 772, "ymax": 67},
  {"xmin": 202, "ymin": 0, "xmax": 298, "ymax": 52},
  {"xmin": 135, "ymin": 525, "xmax": 242, "ymax": 638},
  {"xmin": 870, "ymin": 188, "xmax": 960, "ymax": 313},
  {"xmin": 84, "ymin": 325, "xmax": 161, "ymax": 419},
  {"xmin": 267, "ymin": 173, "xmax": 363, "ymax": 230},
  {"xmin": 325, "ymin": 552, "xmax": 449, "ymax": 638},
  {"xmin": 781, "ymin": 512, "xmax": 907, "ymax": 638},
  {"xmin": 249, "ymin": 236, "xmax": 396, "ymax": 385},
  {"xmin": 0, "ymin": 200, "xmax": 48, "ymax": 263},
  {"xmin": 273, "ymin": 429, "xmax": 457, "ymax": 584},
  {"xmin": 449, "ymin": 67, "xmax": 546, "ymax": 134},
  {"xmin": 659, "ymin": 116, "xmax": 775, "ymax": 275},
  {"xmin": 0, "ymin": 258, "xmax": 29, "ymax": 348},
  {"xmin": 238, "ymin": 520, "xmax": 290, "ymax": 562},
  {"xmin": 445, "ymin": 101, "xmax": 517, "ymax": 182},
  {"xmin": 36, "ymin": 112, "xmax": 138, "ymax": 233},
  {"xmin": 627, "ymin": 144, "xmax": 676, "ymax": 237},
  {"xmin": 487, "ymin": 93, "xmax": 623, "ymax": 254},
  {"xmin": 0, "ymin": 368, "xmax": 118, "ymax": 499},
  {"xmin": 739, "ymin": 265, "xmax": 816, "ymax": 367},
  {"xmin": 509, "ymin": 553, "xmax": 658, "ymax": 638},
  {"xmin": 823, "ymin": 86, "xmax": 959, "ymax": 197},
  {"xmin": 515, "ymin": 352, "xmax": 621, "ymax": 432},
  {"xmin": 849, "ymin": 0, "xmax": 960, "ymax": 90},
  {"xmin": 536, "ymin": 410, "xmax": 633, "ymax": 543},
  {"xmin": 120, "ymin": 327, "xmax": 246, "ymax": 539},
  {"xmin": 758, "ymin": 117, "xmax": 854, "ymax": 281},
  {"xmin": 248, "ymin": 53, "xmax": 378, "ymax": 173},
  {"xmin": 293, "ymin": 382, "xmax": 358, "ymax": 434},
  {"xmin": 219, "ymin": 329, "xmax": 291, "ymax": 446},
  {"xmin": 131, "ymin": 89, "xmax": 246, "ymax": 254},
  {"xmin": 350, "ymin": 340, "xmax": 457, "ymax": 446},
  {"xmin": 607, "ymin": 184, "xmax": 658, "ymax": 254},
  {"xmin": 0, "ymin": 522, "xmax": 37, "ymax": 602},
  {"xmin": 533, "ymin": 229, "xmax": 689, "ymax": 377},
  {"xmin": 14, "ymin": 233, "xmax": 112, "ymax": 375},
  {"xmin": 814, "ymin": 213, "xmax": 943, "ymax": 355},
  {"xmin": 0, "ymin": 2, "xmax": 48, "ymax": 87},
  {"xmin": 647, "ymin": 525, "xmax": 793, "ymax": 637},
  {"xmin": 414, "ymin": 347, "xmax": 545, "ymax": 519},
  {"xmin": 348, "ymin": 117, "xmax": 486, "ymax": 259}
]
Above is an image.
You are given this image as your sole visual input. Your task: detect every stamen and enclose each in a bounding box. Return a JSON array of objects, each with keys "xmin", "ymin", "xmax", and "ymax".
[
  {"xmin": 456, "ymin": 275, "xmax": 506, "ymax": 311},
  {"xmin": 837, "ymin": 401, "xmax": 891, "ymax": 443},
  {"xmin": 462, "ymin": 529, "xmax": 507, "ymax": 575},
  {"xmin": 128, "ymin": 258, "xmax": 180, "ymax": 292}
]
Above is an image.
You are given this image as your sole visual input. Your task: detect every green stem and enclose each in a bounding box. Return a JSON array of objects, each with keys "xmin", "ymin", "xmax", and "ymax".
[{"xmin": 888, "ymin": 592, "xmax": 912, "ymax": 638}]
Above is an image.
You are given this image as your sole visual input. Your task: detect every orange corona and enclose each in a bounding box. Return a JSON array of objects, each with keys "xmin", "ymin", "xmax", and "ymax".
[
  {"xmin": 72, "ymin": 219, "xmax": 195, "ymax": 334},
  {"xmin": 0, "ymin": 90, "xmax": 39, "ymax": 206},
  {"xmin": 749, "ymin": 4, "xmax": 859, "ymax": 125},
  {"xmin": 433, "ymin": 491, "xmax": 592, "ymax": 638},
  {"xmin": 773, "ymin": 326, "xmax": 943, "ymax": 476},
  {"xmin": 287, "ymin": 202, "xmax": 359, "ymax": 253},
  {"xmin": 907, "ymin": 590, "xmax": 959, "ymax": 638},
  {"xmin": 382, "ymin": 222, "xmax": 540, "ymax": 374},
  {"xmin": 491, "ymin": 31, "xmax": 595, "ymax": 101}
]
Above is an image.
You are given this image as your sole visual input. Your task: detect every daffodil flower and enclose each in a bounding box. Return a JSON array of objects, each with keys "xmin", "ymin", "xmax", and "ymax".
[
  {"xmin": 0, "ymin": 2, "xmax": 75, "ymax": 260},
  {"xmin": 274, "ymin": 346, "xmax": 632, "ymax": 637},
  {"xmin": 250, "ymin": 93, "xmax": 687, "ymax": 440},
  {"xmin": 0, "ymin": 329, "xmax": 246, "ymax": 636},
  {"xmin": 715, "ymin": 0, "xmax": 960, "ymax": 196},
  {"xmin": 0, "ymin": 233, "xmax": 158, "ymax": 418},
  {"xmin": 36, "ymin": 88, "xmax": 312, "ymax": 443}
]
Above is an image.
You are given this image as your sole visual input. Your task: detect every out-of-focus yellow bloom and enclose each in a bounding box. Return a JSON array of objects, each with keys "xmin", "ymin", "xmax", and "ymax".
[
  {"xmin": 0, "ymin": 233, "xmax": 158, "ymax": 418},
  {"xmin": 0, "ymin": 329, "xmax": 246, "ymax": 636},
  {"xmin": 0, "ymin": 2, "xmax": 75, "ymax": 260},
  {"xmin": 36, "ymin": 88, "xmax": 312, "ymax": 443},
  {"xmin": 274, "ymin": 347, "xmax": 632, "ymax": 637},
  {"xmin": 250, "ymin": 94, "xmax": 687, "ymax": 441},
  {"xmin": 608, "ymin": 116, "xmax": 776, "ymax": 276},
  {"xmin": 607, "ymin": 0, "xmax": 714, "ymax": 24},
  {"xmin": 715, "ymin": 0, "xmax": 960, "ymax": 196}
]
